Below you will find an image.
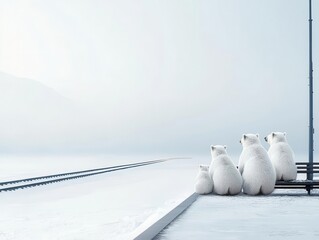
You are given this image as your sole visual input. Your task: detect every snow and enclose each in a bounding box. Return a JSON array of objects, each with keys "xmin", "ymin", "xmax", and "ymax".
[
  {"xmin": 0, "ymin": 155, "xmax": 202, "ymax": 240},
  {"xmin": 1, "ymin": 154, "xmax": 318, "ymax": 239}
]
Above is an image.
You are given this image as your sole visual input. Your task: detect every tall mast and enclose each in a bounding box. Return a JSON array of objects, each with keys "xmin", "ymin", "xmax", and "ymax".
[{"xmin": 308, "ymin": 0, "xmax": 314, "ymax": 181}]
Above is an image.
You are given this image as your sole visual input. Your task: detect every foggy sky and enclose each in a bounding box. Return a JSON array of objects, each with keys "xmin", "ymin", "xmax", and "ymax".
[{"xmin": 0, "ymin": 0, "xmax": 318, "ymax": 156}]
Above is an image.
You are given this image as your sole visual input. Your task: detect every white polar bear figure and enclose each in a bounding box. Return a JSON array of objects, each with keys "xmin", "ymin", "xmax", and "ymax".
[
  {"xmin": 195, "ymin": 165, "xmax": 213, "ymax": 194},
  {"xmin": 238, "ymin": 134, "xmax": 276, "ymax": 195},
  {"xmin": 209, "ymin": 145, "xmax": 242, "ymax": 195},
  {"xmin": 265, "ymin": 132, "xmax": 297, "ymax": 181}
]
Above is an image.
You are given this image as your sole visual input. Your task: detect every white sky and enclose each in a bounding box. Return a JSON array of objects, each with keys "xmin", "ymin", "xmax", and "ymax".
[{"xmin": 0, "ymin": 0, "xmax": 318, "ymax": 155}]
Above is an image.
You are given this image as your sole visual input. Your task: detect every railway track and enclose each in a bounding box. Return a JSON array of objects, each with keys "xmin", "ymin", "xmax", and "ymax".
[{"xmin": 0, "ymin": 158, "xmax": 184, "ymax": 193}]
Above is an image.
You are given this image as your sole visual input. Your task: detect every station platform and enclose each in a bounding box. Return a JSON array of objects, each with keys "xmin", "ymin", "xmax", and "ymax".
[{"xmin": 155, "ymin": 190, "xmax": 319, "ymax": 240}]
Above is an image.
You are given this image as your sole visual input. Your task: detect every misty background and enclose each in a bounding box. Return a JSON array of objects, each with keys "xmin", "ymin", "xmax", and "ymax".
[{"xmin": 0, "ymin": 0, "xmax": 318, "ymax": 156}]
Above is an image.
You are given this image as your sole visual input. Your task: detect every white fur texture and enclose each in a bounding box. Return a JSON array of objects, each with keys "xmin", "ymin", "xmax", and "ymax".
[
  {"xmin": 239, "ymin": 134, "xmax": 276, "ymax": 195},
  {"xmin": 209, "ymin": 145, "xmax": 242, "ymax": 195},
  {"xmin": 265, "ymin": 132, "xmax": 297, "ymax": 181},
  {"xmin": 195, "ymin": 165, "xmax": 213, "ymax": 194}
]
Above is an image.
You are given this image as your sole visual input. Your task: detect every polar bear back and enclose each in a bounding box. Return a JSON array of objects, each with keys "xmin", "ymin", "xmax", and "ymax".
[
  {"xmin": 242, "ymin": 153, "xmax": 276, "ymax": 195},
  {"xmin": 210, "ymin": 154, "xmax": 242, "ymax": 195},
  {"xmin": 268, "ymin": 142, "xmax": 297, "ymax": 180},
  {"xmin": 212, "ymin": 164, "xmax": 242, "ymax": 195},
  {"xmin": 239, "ymin": 134, "xmax": 276, "ymax": 195},
  {"xmin": 195, "ymin": 166, "xmax": 213, "ymax": 194},
  {"xmin": 239, "ymin": 144, "xmax": 267, "ymax": 174},
  {"xmin": 209, "ymin": 154, "xmax": 234, "ymax": 176}
]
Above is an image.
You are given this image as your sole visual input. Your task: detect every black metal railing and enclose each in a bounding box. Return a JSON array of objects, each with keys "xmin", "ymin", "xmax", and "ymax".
[{"xmin": 275, "ymin": 162, "xmax": 319, "ymax": 194}]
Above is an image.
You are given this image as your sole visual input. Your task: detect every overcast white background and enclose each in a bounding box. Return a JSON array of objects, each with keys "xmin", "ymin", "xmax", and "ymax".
[{"xmin": 0, "ymin": 0, "xmax": 318, "ymax": 156}]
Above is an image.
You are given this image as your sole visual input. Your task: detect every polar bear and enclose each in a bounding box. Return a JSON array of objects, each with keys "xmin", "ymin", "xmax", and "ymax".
[
  {"xmin": 265, "ymin": 132, "xmax": 297, "ymax": 181},
  {"xmin": 238, "ymin": 134, "xmax": 276, "ymax": 195},
  {"xmin": 195, "ymin": 165, "xmax": 213, "ymax": 194},
  {"xmin": 209, "ymin": 145, "xmax": 242, "ymax": 195}
]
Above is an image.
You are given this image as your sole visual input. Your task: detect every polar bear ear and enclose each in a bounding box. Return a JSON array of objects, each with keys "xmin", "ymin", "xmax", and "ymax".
[
  {"xmin": 224, "ymin": 145, "xmax": 227, "ymax": 149},
  {"xmin": 256, "ymin": 133, "xmax": 259, "ymax": 138},
  {"xmin": 272, "ymin": 132, "xmax": 275, "ymax": 138},
  {"xmin": 211, "ymin": 146, "xmax": 215, "ymax": 151},
  {"xmin": 243, "ymin": 134, "xmax": 247, "ymax": 140}
]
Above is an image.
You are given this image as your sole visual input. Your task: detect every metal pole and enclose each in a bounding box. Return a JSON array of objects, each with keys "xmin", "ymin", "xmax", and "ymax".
[{"xmin": 308, "ymin": 0, "xmax": 314, "ymax": 181}]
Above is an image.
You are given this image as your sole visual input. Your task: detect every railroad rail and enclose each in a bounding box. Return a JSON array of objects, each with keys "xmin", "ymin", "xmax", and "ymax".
[{"xmin": 0, "ymin": 158, "xmax": 185, "ymax": 193}]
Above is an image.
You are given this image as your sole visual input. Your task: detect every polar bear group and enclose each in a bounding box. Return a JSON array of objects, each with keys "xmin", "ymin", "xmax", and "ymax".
[{"xmin": 195, "ymin": 132, "xmax": 297, "ymax": 196}]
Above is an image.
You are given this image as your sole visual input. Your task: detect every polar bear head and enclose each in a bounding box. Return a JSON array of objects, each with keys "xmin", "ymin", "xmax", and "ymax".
[
  {"xmin": 240, "ymin": 133, "xmax": 260, "ymax": 148},
  {"xmin": 264, "ymin": 132, "xmax": 287, "ymax": 145},
  {"xmin": 199, "ymin": 165, "xmax": 209, "ymax": 171},
  {"xmin": 210, "ymin": 145, "xmax": 227, "ymax": 158},
  {"xmin": 196, "ymin": 165, "xmax": 210, "ymax": 180}
]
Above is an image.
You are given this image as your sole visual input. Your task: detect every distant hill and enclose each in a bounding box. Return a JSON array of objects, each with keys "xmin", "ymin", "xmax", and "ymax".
[
  {"xmin": 0, "ymin": 72, "xmax": 85, "ymax": 153},
  {"xmin": 0, "ymin": 72, "xmax": 75, "ymax": 114}
]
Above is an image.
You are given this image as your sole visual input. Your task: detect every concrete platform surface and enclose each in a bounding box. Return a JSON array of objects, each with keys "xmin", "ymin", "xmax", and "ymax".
[{"xmin": 156, "ymin": 190, "xmax": 319, "ymax": 240}]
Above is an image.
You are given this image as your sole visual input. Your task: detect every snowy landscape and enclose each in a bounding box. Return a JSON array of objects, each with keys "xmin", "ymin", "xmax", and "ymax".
[
  {"xmin": 0, "ymin": 154, "xmax": 317, "ymax": 239},
  {"xmin": 0, "ymin": 1, "xmax": 319, "ymax": 239},
  {"xmin": 0, "ymin": 155, "xmax": 202, "ymax": 239}
]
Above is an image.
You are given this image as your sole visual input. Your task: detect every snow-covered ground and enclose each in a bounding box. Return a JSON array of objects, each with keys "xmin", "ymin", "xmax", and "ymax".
[
  {"xmin": 156, "ymin": 190, "xmax": 319, "ymax": 240},
  {"xmin": 0, "ymin": 155, "xmax": 203, "ymax": 240},
  {"xmin": 0, "ymin": 154, "xmax": 317, "ymax": 240}
]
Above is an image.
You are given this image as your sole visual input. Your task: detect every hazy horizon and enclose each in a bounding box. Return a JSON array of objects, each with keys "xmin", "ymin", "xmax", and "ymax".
[{"xmin": 0, "ymin": 0, "xmax": 318, "ymax": 156}]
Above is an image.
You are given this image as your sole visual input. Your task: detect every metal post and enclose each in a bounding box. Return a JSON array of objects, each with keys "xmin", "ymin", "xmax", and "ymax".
[{"xmin": 308, "ymin": 0, "xmax": 314, "ymax": 181}]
